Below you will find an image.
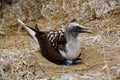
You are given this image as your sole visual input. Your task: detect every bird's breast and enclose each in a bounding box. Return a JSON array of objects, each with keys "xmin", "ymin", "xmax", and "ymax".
[{"xmin": 59, "ymin": 39, "xmax": 80, "ymax": 60}]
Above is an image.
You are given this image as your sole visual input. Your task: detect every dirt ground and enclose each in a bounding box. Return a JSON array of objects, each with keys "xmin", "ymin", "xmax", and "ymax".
[{"xmin": 0, "ymin": 0, "xmax": 120, "ymax": 80}]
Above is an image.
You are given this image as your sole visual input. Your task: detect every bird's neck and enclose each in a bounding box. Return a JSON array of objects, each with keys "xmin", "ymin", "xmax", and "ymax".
[{"xmin": 65, "ymin": 32, "xmax": 78, "ymax": 42}]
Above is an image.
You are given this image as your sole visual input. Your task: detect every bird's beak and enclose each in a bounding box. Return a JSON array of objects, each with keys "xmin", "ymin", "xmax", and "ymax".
[
  {"xmin": 80, "ymin": 27, "xmax": 92, "ymax": 33},
  {"xmin": 76, "ymin": 27, "xmax": 92, "ymax": 34}
]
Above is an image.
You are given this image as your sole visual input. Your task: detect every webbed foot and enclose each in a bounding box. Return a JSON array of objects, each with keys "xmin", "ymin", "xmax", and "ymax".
[
  {"xmin": 73, "ymin": 59, "xmax": 81, "ymax": 64},
  {"xmin": 60, "ymin": 60, "xmax": 72, "ymax": 66}
]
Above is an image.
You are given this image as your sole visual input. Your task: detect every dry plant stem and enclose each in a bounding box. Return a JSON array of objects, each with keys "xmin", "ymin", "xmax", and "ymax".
[
  {"xmin": 111, "ymin": 37, "xmax": 119, "ymax": 46},
  {"xmin": 0, "ymin": 31, "xmax": 5, "ymax": 36},
  {"xmin": 102, "ymin": 45, "xmax": 112, "ymax": 80}
]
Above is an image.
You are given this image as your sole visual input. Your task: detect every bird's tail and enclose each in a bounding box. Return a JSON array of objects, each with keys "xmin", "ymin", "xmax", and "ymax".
[{"xmin": 17, "ymin": 19, "xmax": 39, "ymax": 43}]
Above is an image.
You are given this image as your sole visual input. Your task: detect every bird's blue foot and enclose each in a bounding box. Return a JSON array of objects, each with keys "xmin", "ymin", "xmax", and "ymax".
[
  {"xmin": 73, "ymin": 59, "xmax": 81, "ymax": 64},
  {"xmin": 60, "ymin": 60, "xmax": 72, "ymax": 66}
]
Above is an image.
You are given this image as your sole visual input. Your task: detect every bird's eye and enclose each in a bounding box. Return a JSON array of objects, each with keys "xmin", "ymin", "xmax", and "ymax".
[
  {"xmin": 75, "ymin": 26, "xmax": 81, "ymax": 30},
  {"xmin": 73, "ymin": 26, "xmax": 77, "ymax": 30},
  {"xmin": 71, "ymin": 26, "xmax": 77, "ymax": 31}
]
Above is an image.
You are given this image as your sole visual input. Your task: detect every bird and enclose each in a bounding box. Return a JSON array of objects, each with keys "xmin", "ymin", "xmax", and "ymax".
[{"xmin": 17, "ymin": 19, "xmax": 91, "ymax": 66}]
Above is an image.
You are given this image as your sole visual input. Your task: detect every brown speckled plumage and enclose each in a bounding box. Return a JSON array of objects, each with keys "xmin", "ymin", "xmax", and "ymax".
[{"xmin": 35, "ymin": 29, "xmax": 67, "ymax": 64}]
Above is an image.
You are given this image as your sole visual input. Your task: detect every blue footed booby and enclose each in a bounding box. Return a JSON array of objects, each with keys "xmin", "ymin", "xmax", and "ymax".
[{"xmin": 17, "ymin": 19, "xmax": 91, "ymax": 66}]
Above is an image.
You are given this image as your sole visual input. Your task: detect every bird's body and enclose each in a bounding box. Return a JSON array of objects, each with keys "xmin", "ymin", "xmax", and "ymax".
[{"xmin": 17, "ymin": 19, "xmax": 91, "ymax": 65}]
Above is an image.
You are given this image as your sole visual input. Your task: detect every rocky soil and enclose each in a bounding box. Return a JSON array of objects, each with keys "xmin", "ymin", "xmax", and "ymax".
[{"xmin": 0, "ymin": 0, "xmax": 120, "ymax": 80}]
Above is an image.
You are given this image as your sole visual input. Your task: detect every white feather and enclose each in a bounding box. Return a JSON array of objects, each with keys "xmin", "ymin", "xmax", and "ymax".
[
  {"xmin": 59, "ymin": 39, "xmax": 80, "ymax": 60},
  {"xmin": 17, "ymin": 19, "xmax": 38, "ymax": 44}
]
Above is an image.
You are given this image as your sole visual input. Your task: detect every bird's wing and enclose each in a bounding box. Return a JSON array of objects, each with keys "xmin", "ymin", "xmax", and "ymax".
[{"xmin": 47, "ymin": 30, "xmax": 67, "ymax": 52}]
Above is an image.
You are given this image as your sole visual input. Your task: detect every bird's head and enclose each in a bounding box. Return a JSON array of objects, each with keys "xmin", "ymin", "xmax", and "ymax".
[{"xmin": 65, "ymin": 22, "xmax": 92, "ymax": 35}]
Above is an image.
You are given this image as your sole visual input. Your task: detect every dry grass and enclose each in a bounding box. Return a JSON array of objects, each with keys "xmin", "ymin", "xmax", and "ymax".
[{"xmin": 0, "ymin": 0, "xmax": 120, "ymax": 80}]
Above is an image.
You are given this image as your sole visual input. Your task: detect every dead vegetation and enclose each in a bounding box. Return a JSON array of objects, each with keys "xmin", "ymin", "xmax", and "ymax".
[{"xmin": 0, "ymin": 0, "xmax": 120, "ymax": 80}]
